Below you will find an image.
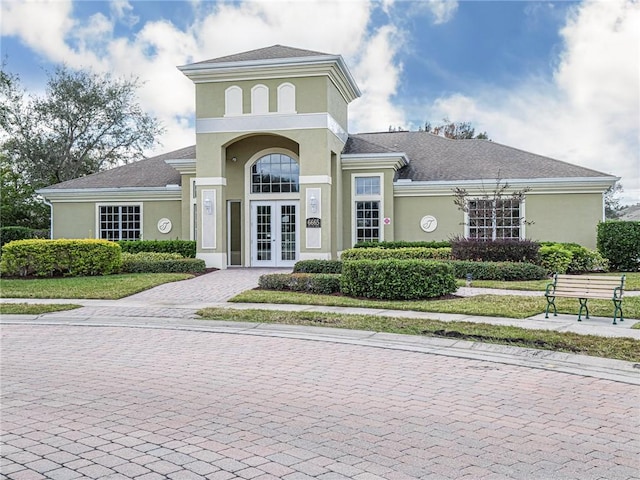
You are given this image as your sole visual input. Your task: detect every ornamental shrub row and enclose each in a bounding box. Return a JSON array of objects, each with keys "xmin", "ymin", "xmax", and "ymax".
[
  {"xmin": 340, "ymin": 259, "xmax": 457, "ymax": 300},
  {"xmin": 259, "ymin": 273, "xmax": 341, "ymax": 295},
  {"xmin": 293, "ymin": 259, "xmax": 343, "ymax": 274},
  {"xmin": 539, "ymin": 242, "xmax": 608, "ymax": 274},
  {"xmin": 341, "ymin": 247, "xmax": 452, "ymax": 261},
  {"xmin": 1, "ymin": 239, "xmax": 121, "ymax": 277},
  {"xmin": 118, "ymin": 240, "xmax": 196, "ymax": 258},
  {"xmin": 0, "ymin": 227, "xmax": 49, "ymax": 249},
  {"xmin": 446, "ymin": 260, "xmax": 546, "ymax": 281},
  {"xmin": 354, "ymin": 240, "xmax": 450, "ymax": 249},
  {"xmin": 120, "ymin": 252, "xmax": 206, "ymax": 274},
  {"xmin": 450, "ymin": 237, "xmax": 540, "ymax": 263}
]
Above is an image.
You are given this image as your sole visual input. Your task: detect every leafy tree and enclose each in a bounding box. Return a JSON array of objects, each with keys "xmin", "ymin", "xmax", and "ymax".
[
  {"xmin": 1, "ymin": 65, "xmax": 163, "ymax": 188},
  {"xmin": 0, "ymin": 154, "xmax": 49, "ymax": 228},
  {"xmin": 0, "ymin": 64, "xmax": 163, "ymax": 228},
  {"xmin": 604, "ymin": 181, "xmax": 623, "ymax": 219},
  {"xmin": 423, "ymin": 118, "xmax": 489, "ymax": 140}
]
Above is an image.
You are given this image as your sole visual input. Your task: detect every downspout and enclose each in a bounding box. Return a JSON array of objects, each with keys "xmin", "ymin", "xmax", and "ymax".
[{"xmin": 42, "ymin": 198, "xmax": 53, "ymax": 239}]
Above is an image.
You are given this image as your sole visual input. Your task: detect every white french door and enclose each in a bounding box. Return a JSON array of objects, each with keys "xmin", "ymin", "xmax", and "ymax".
[{"xmin": 251, "ymin": 201, "xmax": 299, "ymax": 267}]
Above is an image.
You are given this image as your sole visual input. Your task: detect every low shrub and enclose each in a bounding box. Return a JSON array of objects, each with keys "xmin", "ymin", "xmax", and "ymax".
[
  {"xmin": 1, "ymin": 239, "xmax": 121, "ymax": 277},
  {"xmin": 341, "ymin": 247, "xmax": 452, "ymax": 261},
  {"xmin": 120, "ymin": 252, "xmax": 205, "ymax": 274},
  {"xmin": 118, "ymin": 240, "xmax": 196, "ymax": 258},
  {"xmin": 0, "ymin": 226, "xmax": 49, "ymax": 248},
  {"xmin": 538, "ymin": 245, "xmax": 573, "ymax": 275},
  {"xmin": 597, "ymin": 221, "xmax": 640, "ymax": 271},
  {"xmin": 259, "ymin": 273, "xmax": 341, "ymax": 295},
  {"xmin": 293, "ymin": 259, "xmax": 343, "ymax": 274},
  {"xmin": 340, "ymin": 259, "xmax": 457, "ymax": 300},
  {"xmin": 353, "ymin": 240, "xmax": 450, "ymax": 249},
  {"xmin": 448, "ymin": 260, "xmax": 547, "ymax": 281},
  {"xmin": 450, "ymin": 237, "xmax": 540, "ymax": 263}
]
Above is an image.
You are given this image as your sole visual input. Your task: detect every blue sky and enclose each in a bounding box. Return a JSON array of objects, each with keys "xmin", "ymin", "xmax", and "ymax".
[{"xmin": 2, "ymin": 0, "xmax": 639, "ymax": 204}]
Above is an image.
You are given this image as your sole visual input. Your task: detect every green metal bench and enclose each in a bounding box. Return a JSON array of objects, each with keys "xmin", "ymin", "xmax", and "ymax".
[{"xmin": 545, "ymin": 274, "xmax": 625, "ymax": 325}]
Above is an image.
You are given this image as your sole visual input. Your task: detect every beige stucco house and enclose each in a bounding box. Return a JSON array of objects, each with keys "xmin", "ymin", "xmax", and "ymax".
[{"xmin": 38, "ymin": 45, "xmax": 618, "ymax": 268}]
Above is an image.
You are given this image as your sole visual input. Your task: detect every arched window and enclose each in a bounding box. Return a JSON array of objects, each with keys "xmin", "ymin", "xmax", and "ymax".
[
  {"xmin": 277, "ymin": 82, "xmax": 296, "ymax": 113},
  {"xmin": 251, "ymin": 84, "xmax": 269, "ymax": 114},
  {"xmin": 251, "ymin": 153, "xmax": 299, "ymax": 193},
  {"xmin": 225, "ymin": 86, "xmax": 243, "ymax": 116}
]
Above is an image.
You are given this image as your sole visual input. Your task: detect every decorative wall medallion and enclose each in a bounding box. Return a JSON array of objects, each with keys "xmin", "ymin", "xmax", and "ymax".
[
  {"xmin": 157, "ymin": 218, "xmax": 172, "ymax": 234},
  {"xmin": 420, "ymin": 215, "xmax": 437, "ymax": 233}
]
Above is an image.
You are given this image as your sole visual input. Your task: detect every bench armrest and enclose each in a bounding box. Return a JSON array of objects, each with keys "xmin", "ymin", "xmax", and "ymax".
[
  {"xmin": 613, "ymin": 286, "xmax": 623, "ymax": 300},
  {"xmin": 545, "ymin": 274, "xmax": 558, "ymax": 296}
]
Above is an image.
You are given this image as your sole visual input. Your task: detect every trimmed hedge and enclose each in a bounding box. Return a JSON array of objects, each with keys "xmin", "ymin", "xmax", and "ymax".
[
  {"xmin": 341, "ymin": 259, "xmax": 457, "ymax": 300},
  {"xmin": 597, "ymin": 221, "xmax": 640, "ymax": 271},
  {"xmin": 259, "ymin": 273, "xmax": 341, "ymax": 295},
  {"xmin": 354, "ymin": 240, "xmax": 450, "ymax": 249},
  {"xmin": 539, "ymin": 242, "xmax": 608, "ymax": 274},
  {"xmin": 0, "ymin": 226, "xmax": 49, "ymax": 248},
  {"xmin": 538, "ymin": 245, "xmax": 573, "ymax": 274},
  {"xmin": 1, "ymin": 239, "xmax": 121, "ymax": 277},
  {"xmin": 450, "ymin": 238, "xmax": 540, "ymax": 263},
  {"xmin": 118, "ymin": 240, "xmax": 196, "ymax": 258},
  {"xmin": 293, "ymin": 260, "xmax": 343, "ymax": 274},
  {"xmin": 341, "ymin": 247, "xmax": 452, "ymax": 261},
  {"xmin": 120, "ymin": 251, "xmax": 206, "ymax": 274},
  {"xmin": 447, "ymin": 260, "xmax": 546, "ymax": 281}
]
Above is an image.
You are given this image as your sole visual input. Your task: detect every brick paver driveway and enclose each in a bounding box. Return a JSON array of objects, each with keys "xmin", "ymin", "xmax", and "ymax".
[{"xmin": 2, "ymin": 324, "xmax": 638, "ymax": 479}]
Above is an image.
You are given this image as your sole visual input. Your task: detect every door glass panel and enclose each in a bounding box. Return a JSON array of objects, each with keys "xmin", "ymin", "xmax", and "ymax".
[
  {"xmin": 256, "ymin": 205, "xmax": 272, "ymax": 261},
  {"xmin": 280, "ymin": 204, "xmax": 296, "ymax": 261}
]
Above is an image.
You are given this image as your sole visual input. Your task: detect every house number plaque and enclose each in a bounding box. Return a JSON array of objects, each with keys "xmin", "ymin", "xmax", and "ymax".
[{"xmin": 306, "ymin": 217, "xmax": 321, "ymax": 228}]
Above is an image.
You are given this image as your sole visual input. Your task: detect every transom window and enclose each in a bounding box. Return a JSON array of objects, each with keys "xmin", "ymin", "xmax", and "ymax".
[
  {"xmin": 251, "ymin": 153, "xmax": 299, "ymax": 194},
  {"xmin": 99, "ymin": 205, "xmax": 141, "ymax": 241},
  {"xmin": 468, "ymin": 199, "xmax": 521, "ymax": 240},
  {"xmin": 353, "ymin": 176, "xmax": 382, "ymax": 244}
]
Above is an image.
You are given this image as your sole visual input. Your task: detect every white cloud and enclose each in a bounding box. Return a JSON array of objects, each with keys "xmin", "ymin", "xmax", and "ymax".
[
  {"xmin": 110, "ymin": 0, "xmax": 139, "ymax": 27},
  {"xmin": 425, "ymin": 0, "xmax": 459, "ymax": 25},
  {"xmin": 421, "ymin": 0, "xmax": 640, "ymax": 204}
]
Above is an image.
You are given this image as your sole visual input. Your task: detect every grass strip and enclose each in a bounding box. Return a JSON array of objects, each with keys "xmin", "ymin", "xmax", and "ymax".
[
  {"xmin": 196, "ymin": 307, "xmax": 640, "ymax": 362},
  {"xmin": 0, "ymin": 273, "xmax": 193, "ymax": 299},
  {"xmin": 0, "ymin": 303, "xmax": 82, "ymax": 314},
  {"xmin": 230, "ymin": 290, "xmax": 640, "ymax": 320}
]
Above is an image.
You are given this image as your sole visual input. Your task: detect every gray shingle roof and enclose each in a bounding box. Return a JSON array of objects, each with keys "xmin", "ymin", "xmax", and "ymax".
[
  {"xmin": 191, "ymin": 45, "xmax": 333, "ymax": 65},
  {"xmin": 40, "ymin": 146, "xmax": 194, "ymax": 190},
  {"xmin": 344, "ymin": 131, "xmax": 614, "ymax": 181}
]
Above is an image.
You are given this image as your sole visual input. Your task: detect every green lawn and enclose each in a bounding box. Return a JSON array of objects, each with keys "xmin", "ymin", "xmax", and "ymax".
[
  {"xmin": 230, "ymin": 290, "xmax": 640, "ymax": 320},
  {"xmin": 0, "ymin": 273, "xmax": 193, "ymax": 299},
  {"xmin": 0, "ymin": 303, "xmax": 82, "ymax": 314},
  {"xmin": 458, "ymin": 272, "xmax": 639, "ymax": 291},
  {"xmin": 196, "ymin": 307, "xmax": 640, "ymax": 362}
]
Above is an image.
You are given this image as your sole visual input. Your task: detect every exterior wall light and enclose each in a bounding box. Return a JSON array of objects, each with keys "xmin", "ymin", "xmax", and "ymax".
[
  {"xmin": 204, "ymin": 198, "xmax": 213, "ymax": 215},
  {"xmin": 309, "ymin": 195, "xmax": 318, "ymax": 214}
]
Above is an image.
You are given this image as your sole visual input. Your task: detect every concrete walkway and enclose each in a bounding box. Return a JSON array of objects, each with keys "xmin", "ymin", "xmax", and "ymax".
[{"xmin": 2, "ymin": 269, "xmax": 640, "ymax": 479}]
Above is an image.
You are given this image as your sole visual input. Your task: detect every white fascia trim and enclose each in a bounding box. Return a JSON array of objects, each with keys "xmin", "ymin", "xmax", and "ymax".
[
  {"xmin": 37, "ymin": 187, "xmax": 182, "ymax": 203},
  {"xmin": 197, "ymin": 112, "xmax": 348, "ymax": 144},
  {"xmin": 299, "ymin": 175, "xmax": 332, "ymax": 185},
  {"xmin": 165, "ymin": 158, "xmax": 196, "ymax": 175},
  {"xmin": 393, "ymin": 176, "xmax": 618, "ymax": 197},
  {"xmin": 341, "ymin": 153, "xmax": 409, "ymax": 171},
  {"xmin": 195, "ymin": 177, "xmax": 227, "ymax": 186},
  {"xmin": 179, "ymin": 55, "xmax": 361, "ymax": 101}
]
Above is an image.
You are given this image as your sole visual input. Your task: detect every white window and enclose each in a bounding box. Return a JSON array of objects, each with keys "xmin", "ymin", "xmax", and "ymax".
[
  {"xmin": 353, "ymin": 176, "xmax": 382, "ymax": 244},
  {"xmin": 251, "ymin": 84, "xmax": 269, "ymax": 114},
  {"xmin": 224, "ymin": 86, "xmax": 243, "ymax": 116},
  {"xmin": 277, "ymin": 82, "xmax": 296, "ymax": 113},
  {"xmin": 467, "ymin": 198, "xmax": 522, "ymax": 240},
  {"xmin": 99, "ymin": 205, "xmax": 141, "ymax": 241}
]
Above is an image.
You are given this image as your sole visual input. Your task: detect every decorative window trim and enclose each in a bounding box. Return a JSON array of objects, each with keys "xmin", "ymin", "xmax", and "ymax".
[
  {"xmin": 224, "ymin": 85, "xmax": 243, "ymax": 116},
  {"xmin": 351, "ymin": 174, "xmax": 384, "ymax": 246},
  {"xmin": 277, "ymin": 82, "xmax": 296, "ymax": 113},
  {"xmin": 251, "ymin": 84, "xmax": 269, "ymax": 114},
  {"xmin": 96, "ymin": 203, "xmax": 142, "ymax": 241}
]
